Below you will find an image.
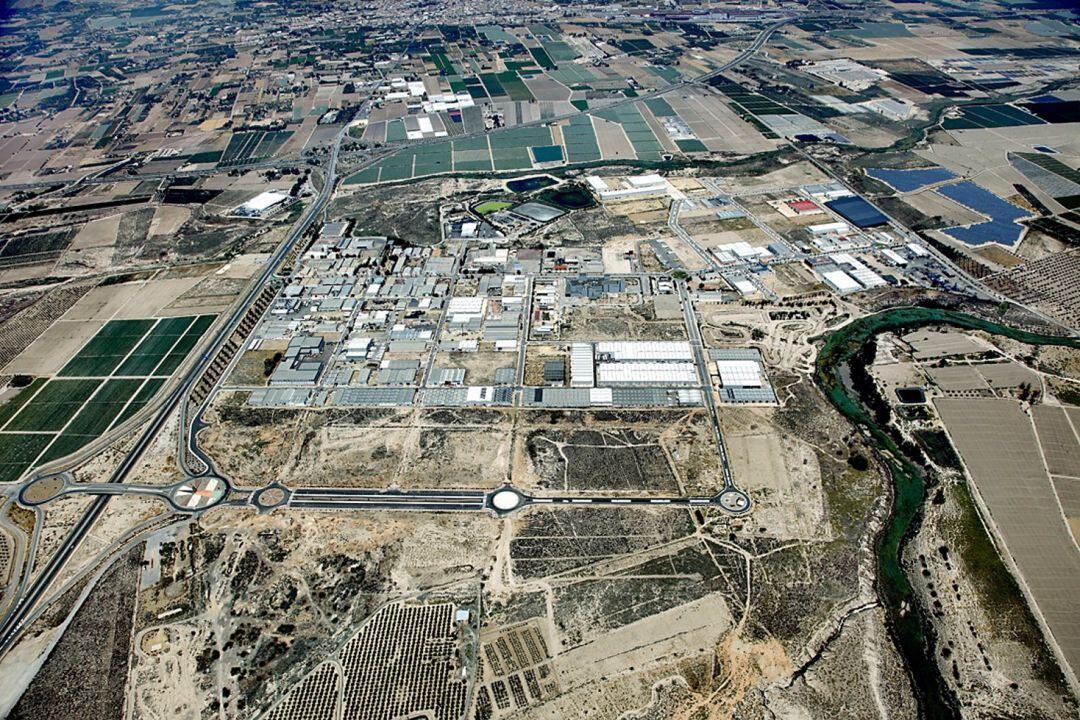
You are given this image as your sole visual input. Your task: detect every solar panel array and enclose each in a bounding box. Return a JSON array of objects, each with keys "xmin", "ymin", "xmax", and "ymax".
[
  {"xmin": 936, "ymin": 181, "xmax": 1027, "ymax": 246},
  {"xmin": 866, "ymin": 166, "xmax": 956, "ymax": 192}
]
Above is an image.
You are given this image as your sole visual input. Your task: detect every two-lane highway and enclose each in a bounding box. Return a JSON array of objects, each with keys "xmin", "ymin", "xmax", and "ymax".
[{"xmin": 0, "ymin": 114, "xmax": 352, "ymax": 660}]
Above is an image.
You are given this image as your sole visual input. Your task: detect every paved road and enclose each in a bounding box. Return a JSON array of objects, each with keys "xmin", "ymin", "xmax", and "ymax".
[
  {"xmin": 668, "ymin": 199, "xmax": 719, "ymax": 271},
  {"xmin": 0, "ymin": 16, "xmax": 793, "ymax": 655},
  {"xmin": 0, "ymin": 157, "xmax": 306, "ymax": 194},
  {"xmin": 0, "ymin": 22, "xmax": 436, "ymax": 654},
  {"xmin": 286, "ymin": 486, "xmax": 728, "ymax": 513},
  {"xmin": 0, "ymin": 115, "xmax": 351, "ymax": 661},
  {"xmin": 678, "ymin": 281, "xmax": 735, "ymax": 488},
  {"xmin": 290, "ymin": 488, "xmax": 489, "ymax": 512}
]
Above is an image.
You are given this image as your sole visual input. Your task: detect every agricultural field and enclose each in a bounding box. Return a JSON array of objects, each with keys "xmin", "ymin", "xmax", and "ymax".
[
  {"xmin": 4, "ymin": 3, "xmax": 1080, "ymax": 720},
  {"xmin": 344, "ymin": 99, "xmax": 716, "ymax": 186},
  {"xmin": 219, "ymin": 130, "xmax": 293, "ymax": 166},
  {"xmin": 0, "ymin": 315, "xmax": 213, "ymax": 481},
  {"xmin": 935, "ymin": 398, "xmax": 1080, "ymax": 677}
]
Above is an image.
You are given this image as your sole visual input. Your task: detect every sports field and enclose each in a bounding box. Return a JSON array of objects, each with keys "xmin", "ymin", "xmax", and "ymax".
[{"xmin": 0, "ymin": 314, "xmax": 214, "ymax": 482}]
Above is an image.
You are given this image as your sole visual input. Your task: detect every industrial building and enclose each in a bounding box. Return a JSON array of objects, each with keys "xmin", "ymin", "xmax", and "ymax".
[
  {"xmin": 712, "ymin": 349, "xmax": 778, "ymax": 404},
  {"xmin": 570, "ymin": 343, "xmax": 594, "ymax": 387},
  {"xmin": 594, "ymin": 341, "xmax": 693, "ymax": 362},
  {"xmin": 233, "ymin": 190, "xmax": 291, "ymax": 218},
  {"xmin": 596, "ymin": 362, "xmax": 698, "ymax": 385},
  {"xmin": 825, "ymin": 196, "xmax": 889, "ymax": 228},
  {"xmin": 586, "ymin": 174, "xmax": 675, "ymax": 202}
]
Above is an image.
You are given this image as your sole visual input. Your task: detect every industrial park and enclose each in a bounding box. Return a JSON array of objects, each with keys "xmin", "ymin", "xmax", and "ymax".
[{"xmin": 0, "ymin": 1, "xmax": 1079, "ymax": 719}]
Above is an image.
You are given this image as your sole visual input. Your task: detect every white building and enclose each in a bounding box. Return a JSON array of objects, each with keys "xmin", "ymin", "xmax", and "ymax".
[
  {"xmin": 822, "ymin": 269, "xmax": 861, "ymax": 294},
  {"xmin": 881, "ymin": 248, "xmax": 907, "ymax": 266},
  {"xmin": 716, "ymin": 360, "xmax": 763, "ymax": 388},
  {"xmin": 597, "ymin": 362, "xmax": 698, "ymax": 385},
  {"xmin": 570, "ymin": 343, "xmax": 594, "ymax": 387},
  {"xmin": 809, "ymin": 221, "xmax": 850, "ymax": 236},
  {"xmin": 234, "ymin": 191, "xmax": 290, "ymax": 217},
  {"xmin": 594, "ymin": 341, "xmax": 693, "ymax": 362},
  {"xmin": 586, "ymin": 174, "xmax": 672, "ymax": 202}
]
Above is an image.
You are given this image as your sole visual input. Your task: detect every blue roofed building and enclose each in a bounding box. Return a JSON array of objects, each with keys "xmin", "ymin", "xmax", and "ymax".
[{"xmin": 825, "ymin": 195, "xmax": 889, "ymax": 228}]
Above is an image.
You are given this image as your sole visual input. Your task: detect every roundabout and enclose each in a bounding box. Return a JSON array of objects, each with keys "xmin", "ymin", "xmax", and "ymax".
[
  {"xmin": 716, "ymin": 488, "xmax": 751, "ymax": 514},
  {"xmin": 488, "ymin": 487, "xmax": 526, "ymax": 514},
  {"xmin": 251, "ymin": 483, "xmax": 292, "ymax": 512},
  {"xmin": 168, "ymin": 476, "xmax": 229, "ymax": 512}
]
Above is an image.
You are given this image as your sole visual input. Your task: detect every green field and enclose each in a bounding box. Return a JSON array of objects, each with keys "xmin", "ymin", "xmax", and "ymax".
[
  {"xmin": 111, "ymin": 378, "xmax": 165, "ymax": 428},
  {"xmin": 153, "ymin": 315, "xmax": 215, "ymax": 375},
  {"xmin": 0, "ymin": 379, "xmax": 47, "ymax": 428},
  {"xmin": 63, "ymin": 379, "xmax": 144, "ymax": 437},
  {"xmin": 543, "ymin": 41, "xmax": 578, "ymax": 62},
  {"xmin": 531, "ymin": 145, "xmax": 564, "ymax": 163},
  {"xmin": 943, "ymin": 104, "xmax": 1045, "ymax": 130},
  {"xmin": 676, "ymin": 139, "xmax": 707, "ymax": 153},
  {"xmin": 116, "ymin": 316, "xmax": 196, "ymax": 376},
  {"xmin": 550, "ymin": 65, "xmax": 594, "ymax": 86},
  {"xmin": 528, "ymin": 47, "xmax": 555, "ymax": 70},
  {"xmin": 0, "ymin": 434, "xmax": 54, "ymax": 483},
  {"xmin": 562, "ymin": 116, "xmax": 601, "ymax": 162},
  {"xmin": 3, "ymin": 379, "xmax": 103, "ymax": 432},
  {"xmin": 412, "ymin": 143, "xmax": 453, "ymax": 176},
  {"xmin": 36, "ymin": 433, "xmax": 92, "ymax": 466},
  {"xmin": 385, "ymin": 119, "xmax": 407, "ymax": 142},
  {"xmin": 58, "ymin": 319, "xmax": 154, "ymax": 377},
  {"xmin": 644, "ymin": 98, "xmax": 677, "ymax": 117},
  {"xmin": 474, "ymin": 201, "xmax": 513, "ymax": 215},
  {"xmin": 429, "ymin": 51, "xmax": 456, "ymax": 75},
  {"xmin": 479, "ymin": 73, "xmax": 507, "ymax": 98},
  {"xmin": 649, "ymin": 66, "xmax": 681, "ymax": 84},
  {"xmin": 597, "ymin": 105, "xmax": 664, "ymax": 161},
  {"xmin": 0, "ymin": 314, "xmax": 214, "ymax": 480},
  {"xmin": 59, "ymin": 316, "xmax": 212, "ymax": 378},
  {"xmin": 496, "ymin": 71, "xmax": 534, "ymax": 101},
  {"xmin": 219, "ymin": 130, "xmax": 293, "ymax": 166}
]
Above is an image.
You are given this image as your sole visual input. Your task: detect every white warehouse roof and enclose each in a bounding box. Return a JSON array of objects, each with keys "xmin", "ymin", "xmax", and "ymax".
[
  {"xmin": 823, "ymin": 270, "xmax": 861, "ymax": 293},
  {"xmin": 570, "ymin": 342, "xmax": 594, "ymax": 388},
  {"xmin": 239, "ymin": 191, "xmax": 290, "ymax": 213},
  {"xmin": 595, "ymin": 341, "xmax": 692, "ymax": 362},
  {"xmin": 716, "ymin": 360, "xmax": 763, "ymax": 388},
  {"xmin": 809, "ymin": 221, "xmax": 850, "ymax": 235},
  {"xmin": 597, "ymin": 362, "xmax": 698, "ymax": 385},
  {"xmin": 447, "ymin": 296, "xmax": 486, "ymax": 315}
]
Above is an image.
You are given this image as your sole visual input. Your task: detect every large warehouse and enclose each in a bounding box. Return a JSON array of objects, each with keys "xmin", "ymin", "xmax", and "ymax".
[
  {"xmin": 597, "ymin": 362, "xmax": 698, "ymax": 385},
  {"xmin": 824, "ymin": 195, "xmax": 888, "ymax": 228},
  {"xmin": 569, "ymin": 341, "xmax": 700, "ymax": 386},
  {"xmin": 595, "ymin": 341, "xmax": 693, "ymax": 362}
]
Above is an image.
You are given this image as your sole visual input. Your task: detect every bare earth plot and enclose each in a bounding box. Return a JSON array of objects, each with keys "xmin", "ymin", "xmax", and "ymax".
[
  {"xmin": 667, "ymin": 93, "xmax": 778, "ymax": 155},
  {"xmin": 935, "ymin": 398, "xmax": 1080, "ymax": 678},
  {"xmin": 2, "ymin": 320, "xmax": 104, "ymax": 376},
  {"xmin": 1033, "ymin": 404, "xmax": 1080, "ymax": 540}
]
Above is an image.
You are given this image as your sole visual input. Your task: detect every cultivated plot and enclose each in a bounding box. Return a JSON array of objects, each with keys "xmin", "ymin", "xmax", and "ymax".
[
  {"xmin": 935, "ymin": 398, "xmax": 1080, "ymax": 675},
  {"xmin": 0, "ymin": 315, "xmax": 214, "ymax": 481}
]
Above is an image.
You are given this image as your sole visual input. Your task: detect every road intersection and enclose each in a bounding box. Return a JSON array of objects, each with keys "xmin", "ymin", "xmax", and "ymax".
[{"xmin": 0, "ymin": 18, "xmax": 792, "ymax": 658}]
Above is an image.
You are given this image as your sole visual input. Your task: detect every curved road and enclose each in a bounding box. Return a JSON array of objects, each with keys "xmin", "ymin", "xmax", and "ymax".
[
  {"xmin": 0, "ymin": 124, "xmax": 349, "ymax": 657},
  {"xmin": 0, "ymin": 16, "xmax": 791, "ymax": 656}
]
